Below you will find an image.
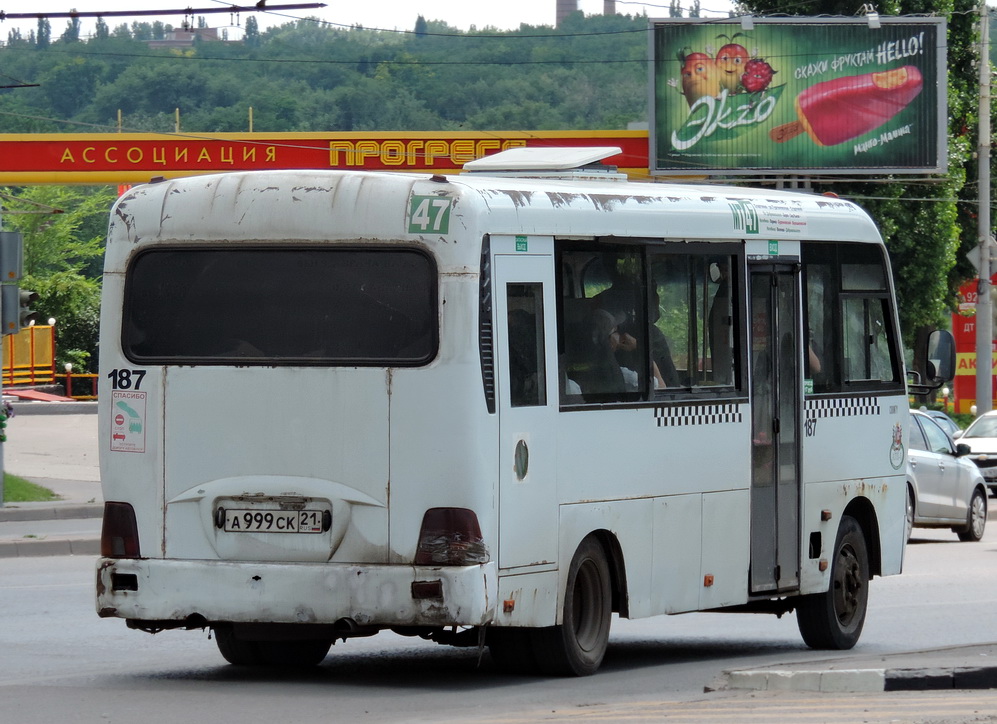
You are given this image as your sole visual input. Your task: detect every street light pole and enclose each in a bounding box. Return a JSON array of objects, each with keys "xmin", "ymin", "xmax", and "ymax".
[
  {"xmin": 975, "ymin": 0, "xmax": 993, "ymax": 417},
  {"xmin": 0, "ymin": 201, "xmax": 5, "ymax": 507}
]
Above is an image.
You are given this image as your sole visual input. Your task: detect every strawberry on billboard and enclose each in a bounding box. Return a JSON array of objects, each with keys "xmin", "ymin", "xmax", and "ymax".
[{"xmin": 650, "ymin": 17, "xmax": 946, "ymax": 175}]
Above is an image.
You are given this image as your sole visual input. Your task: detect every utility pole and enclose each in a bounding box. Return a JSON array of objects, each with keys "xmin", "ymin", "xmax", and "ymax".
[
  {"xmin": 976, "ymin": 0, "xmax": 993, "ymax": 417},
  {"xmin": 0, "ymin": 202, "xmax": 5, "ymax": 507}
]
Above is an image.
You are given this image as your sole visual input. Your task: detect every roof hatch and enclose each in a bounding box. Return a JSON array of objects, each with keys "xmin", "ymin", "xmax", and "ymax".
[{"xmin": 462, "ymin": 146, "xmax": 626, "ymax": 181}]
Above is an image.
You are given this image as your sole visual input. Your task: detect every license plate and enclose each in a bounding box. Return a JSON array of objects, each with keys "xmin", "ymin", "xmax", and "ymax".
[
  {"xmin": 982, "ymin": 468, "xmax": 997, "ymax": 480},
  {"xmin": 223, "ymin": 509, "xmax": 324, "ymax": 533}
]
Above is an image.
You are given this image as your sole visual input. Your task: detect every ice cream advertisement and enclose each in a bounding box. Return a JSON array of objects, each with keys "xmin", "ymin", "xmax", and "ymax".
[{"xmin": 650, "ymin": 18, "xmax": 945, "ymax": 175}]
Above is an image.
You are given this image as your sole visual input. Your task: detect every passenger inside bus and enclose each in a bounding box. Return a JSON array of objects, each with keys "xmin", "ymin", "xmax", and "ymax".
[
  {"xmin": 708, "ymin": 261, "xmax": 734, "ymax": 385},
  {"xmin": 647, "ymin": 287, "xmax": 680, "ymax": 388},
  {"xmin": 591, "ymin": 255, "xmax": 673, "ymax": 391}
]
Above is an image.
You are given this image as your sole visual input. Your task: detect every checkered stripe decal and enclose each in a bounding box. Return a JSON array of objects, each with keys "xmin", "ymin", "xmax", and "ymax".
[
  {"xmin": 655, "ymin": 403, "xmax": 743, "ymax": 427},
  {"xmin": 806, "ymin": 397, "xmax": 880, "ymax": 421}
]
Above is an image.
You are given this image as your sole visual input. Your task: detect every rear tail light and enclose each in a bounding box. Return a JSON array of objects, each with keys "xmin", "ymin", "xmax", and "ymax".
[
  {"xmin": 101, "ymin": 501, "xmax": 141, "ymax": 558},
  {"xmin": 414, "ymin": 508, "xmax": 488, "ymax": 566}
]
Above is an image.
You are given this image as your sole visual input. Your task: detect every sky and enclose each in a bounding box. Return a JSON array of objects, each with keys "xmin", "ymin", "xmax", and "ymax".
[{"xmin": 0, "ymin": 1, "xmax": 737, "ymax": 40}]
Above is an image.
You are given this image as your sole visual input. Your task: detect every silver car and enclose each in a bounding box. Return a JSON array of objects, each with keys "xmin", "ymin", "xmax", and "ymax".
[
  {"xmin": 953, "ymin": 409, "xmax": 997, "ymax": 496},
  {"xmin": 906, "ymin": 410, "xmax": 988, "ymax": 542}
]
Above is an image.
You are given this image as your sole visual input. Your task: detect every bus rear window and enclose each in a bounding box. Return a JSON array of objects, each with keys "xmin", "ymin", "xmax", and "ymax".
[{"xmin": 122, "ymin": 247, "xmax": 437, "ymax": 366}]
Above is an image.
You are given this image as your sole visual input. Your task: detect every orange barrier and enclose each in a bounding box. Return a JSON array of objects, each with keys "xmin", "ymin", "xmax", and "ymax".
[
  {"xmin": 54, "ymin": 372, "xmax": 98, "ymax": 401},
  {"xmin": 2, "ymin": 325, "xmax": 56, "ymax": 386}
]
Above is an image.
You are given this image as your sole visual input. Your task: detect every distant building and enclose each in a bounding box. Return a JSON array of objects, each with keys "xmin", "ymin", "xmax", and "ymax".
[
  {"xmin": 556, "ymin": 0, "xmax": 577, "ymax": 27},
  {"xmin": 147, "ymin": 27, "xmax": 226, "ymax": 49},
  {"xmin": 556, "ymin": 1, "xmax": 618, "ymax": 27}
]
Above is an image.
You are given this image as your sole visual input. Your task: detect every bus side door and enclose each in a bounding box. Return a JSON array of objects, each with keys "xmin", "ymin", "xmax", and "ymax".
[
  {"xmin": 749, "ymin": 263, "xmax": 802, "ymax": 594},
  {"xmin": 493, "ymin": 247, "xmax": 559, "ymax": 571}
]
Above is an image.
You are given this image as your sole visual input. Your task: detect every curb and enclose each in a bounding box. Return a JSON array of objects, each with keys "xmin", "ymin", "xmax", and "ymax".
[
  {"xmin": 8, "ymin": 401, "xmax": 97, "ymax": 416},
  {"xmin": 0, "ymin": 536, "xmax": 100, "ymax": 558},
  {"xmin": 724, "ymin": 664, "xmax": 997, "ymax": 692},
  {"xmin": 0, "ymin": 503, "xmax": 103, "ymax": 522}
]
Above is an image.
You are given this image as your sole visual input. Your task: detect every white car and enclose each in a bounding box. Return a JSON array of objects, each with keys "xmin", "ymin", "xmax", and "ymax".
[
  {"xmin": 953, "ymin": 409, "xmax": 997, "ymax": 496},
  {"xmin": 906, "ymin": 410, "xmax": 988, "ymax": 542}
]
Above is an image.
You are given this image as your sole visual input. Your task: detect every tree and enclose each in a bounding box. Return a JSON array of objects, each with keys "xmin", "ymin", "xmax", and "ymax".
[
  {"xmin": 36, "ymin": 18, "xmax": 51, "ymax": 49},
  {"xmin": 244, "ymin": 16, "xmax": 261, "ymax": 47},
  {"xmin": 94, "ymin": 18, "xmax": 110, "ymax": 41},
  {"xmin": 415, "ymin": 15, "xmax": 428, "ymax": 37},
  {"xmin": 60, "ymin": 16, "xmax": 81, "ymax": 44},
  {"xmin": 130, "ymin": 22, "xmax": 153, "ymax": 41},
  {"xmin": 22, "ymin": 271, "xmax": 101, "ymax": 372},
  {"xmin": 0, "ymin": 186, "xmax": 115, "ymax": 371}
]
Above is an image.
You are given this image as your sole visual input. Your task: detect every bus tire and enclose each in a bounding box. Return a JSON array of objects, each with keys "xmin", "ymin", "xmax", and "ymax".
[
  {"xmin": 956, "ymin": 488, "xmax": 987, "ymax": 542},
  {"xmin": 796, "ymin": 515, "xmax": 869, "ymax": 650},
  {"xmin": 532, "ymin": 535, "xmax": 612, "ymax": 676},
  {"xmin": 214, "ymin": 626, "xmax": 332, "ymax": 667},
  {"xmin": 905, "ymin": 485, "xmax": 915, "ymax": 542},
  {"xmin": 214, "ymin": 625, "xmax": 263, "ymax": 666}
]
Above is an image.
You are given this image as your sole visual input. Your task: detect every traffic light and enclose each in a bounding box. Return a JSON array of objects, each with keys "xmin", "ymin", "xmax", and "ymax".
[
  {"xmin": 1, "ymin": 285, "xmax": 39, "ymax": 334},
  {"xmin": 0, "ymin": 232, "xmax": 22, "ymax": 284},
  {"xmin": 0, "ymin": 231, "xmax": 28, "ymax": 335}
]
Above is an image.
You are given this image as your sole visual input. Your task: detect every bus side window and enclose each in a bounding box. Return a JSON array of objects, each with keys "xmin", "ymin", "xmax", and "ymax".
[
  {"xmin": 651, "ymin": 252, "xmax": 738, "ymax": 390},
  {"xmin": 802, "ymin": 241, "xmax": 901, "ymax": 393},
  {"xmin": 507, "ymin": 283, "xmax": 547, "ymax": 408}
]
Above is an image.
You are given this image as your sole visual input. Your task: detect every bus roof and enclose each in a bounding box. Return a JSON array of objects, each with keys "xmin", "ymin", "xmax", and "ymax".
[{"xmin": 105, "ymin": 169, "xmax": 884, "ymax": 270}]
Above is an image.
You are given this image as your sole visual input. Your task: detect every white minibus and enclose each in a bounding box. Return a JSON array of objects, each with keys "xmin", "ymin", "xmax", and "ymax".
[{"xmin": 96, "ymin": 147, "xmax": 942, "ymax": 675}]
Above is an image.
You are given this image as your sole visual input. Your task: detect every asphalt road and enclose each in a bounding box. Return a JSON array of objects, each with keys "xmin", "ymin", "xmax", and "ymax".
[{"xmin": 3, "ymin": 536, "xmax": 997, "ymax": 724}]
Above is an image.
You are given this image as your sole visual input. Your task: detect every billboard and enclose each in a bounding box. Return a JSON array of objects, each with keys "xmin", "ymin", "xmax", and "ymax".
[
  {"xmin": 0, "ymin": 131, "xmax": 649, "ymax": 185},
  {"xmin": 650, "ymin": 17, "xmax": 947, "ymax": 176}
]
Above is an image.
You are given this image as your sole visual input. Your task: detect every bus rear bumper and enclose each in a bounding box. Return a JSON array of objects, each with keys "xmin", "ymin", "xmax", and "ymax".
[{"xmin": 96, "ymin": 557, "xmax": 499, "ymax": 628}]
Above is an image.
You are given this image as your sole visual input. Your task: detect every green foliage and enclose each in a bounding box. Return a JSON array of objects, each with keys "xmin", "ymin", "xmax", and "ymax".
[
  {"xmin": 23, "ymin": 271, "xmax": 102, "ymax": 372},
  {"xmin": 1, "ymin": 187, "xmax": 113, "ymax": 372},
  {"xmin": 0, "ymin": 12, "xmax": 650, "ymax": 134},
  {"xmin": 0, "ymin": 186, "xmax": 113, "ymax": 277}
]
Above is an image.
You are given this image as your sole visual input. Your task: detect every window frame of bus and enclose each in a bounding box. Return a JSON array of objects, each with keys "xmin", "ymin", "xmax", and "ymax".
[
  {"xmin": 120, "ymin": 245, "xmax": 439, "ymax": 367},
  {"xmin": 801, "ymin": 241, "xmax": 903, "ymax": 395},
  {"xmin": 555, "ymin": 238, "xmax": 745, "ymax": 407}
]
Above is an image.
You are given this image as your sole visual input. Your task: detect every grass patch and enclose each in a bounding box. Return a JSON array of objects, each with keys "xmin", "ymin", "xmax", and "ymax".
[{"xmin": 3, "ymin": 473, "xmax": 59, "ymax": 502}]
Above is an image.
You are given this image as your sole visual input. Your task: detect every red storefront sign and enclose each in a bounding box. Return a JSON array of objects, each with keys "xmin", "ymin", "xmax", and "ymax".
[
  {"xmin": 0, "ymin": 130, "xmax": 650, "ymax": 184},
  {"xmin": 952, "ymin": 276, "xmax": 997, "ymax": 413}
]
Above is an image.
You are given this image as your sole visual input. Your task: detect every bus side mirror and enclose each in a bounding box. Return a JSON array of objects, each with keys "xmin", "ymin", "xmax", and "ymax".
[
  {"xmin": 910, "ymin": 329, "xmax": 955, "ymax": 395},
  {"xmin": 925, "ymin": 330, "xmax": 955, "ymax": 383}
]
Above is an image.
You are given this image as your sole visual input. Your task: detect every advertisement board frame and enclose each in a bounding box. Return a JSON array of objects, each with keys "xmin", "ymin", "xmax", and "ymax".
[{"xmin": 648, "ymin": 16, "xmax": 947, "ymax": 177}]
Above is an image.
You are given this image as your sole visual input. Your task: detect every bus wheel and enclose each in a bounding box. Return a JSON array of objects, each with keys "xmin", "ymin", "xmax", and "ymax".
[
  {"xmin": 214, "ymin": 626, "xmax": 332, "ymax": 667},
  {"xmin": 796, "ymin": 515, "xmax": 869, "ymax": 650},
  {"xmin": 905, "ymin": 486, "xmax": 915, "ymax": 542},
  {"xmin": 214, "ymin": 625, "xmax": 263, "ymax": 665},
  {"xmin": 956, "ymin": 488, "xmax": 987, "ymax": 542},
  {"xmin": 533, "ymin": 536, "xmax": 612, "ymax": 676}
]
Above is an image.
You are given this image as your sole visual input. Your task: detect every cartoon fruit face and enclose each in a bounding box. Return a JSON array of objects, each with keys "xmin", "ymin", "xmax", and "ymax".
[
  {"xmin": 716, "ymin": 43, "xmax": 749, "ymax": 93},
  {"xmin": 680, "ymin": 53, "xmax": 722, "ymax": 105},
  {"xmin": 742, "ymin": 58, "xmax": 776, "ymax": 93}
]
